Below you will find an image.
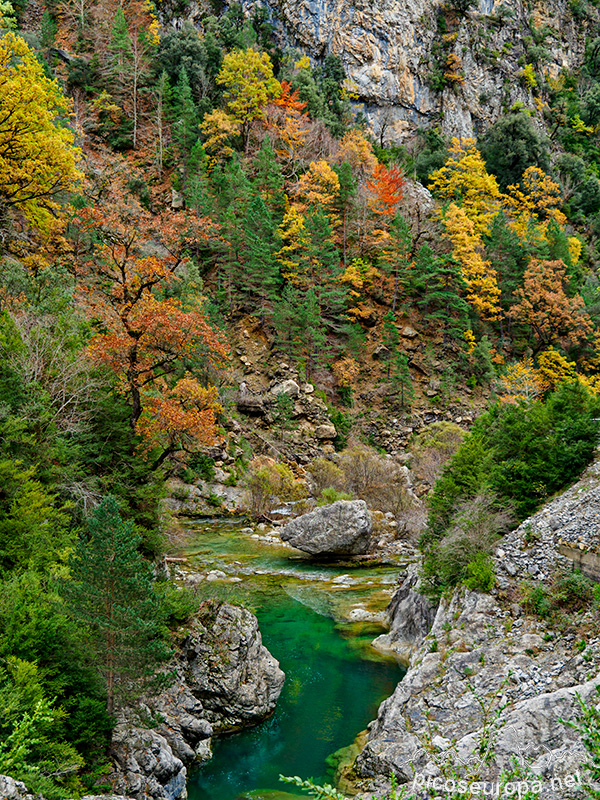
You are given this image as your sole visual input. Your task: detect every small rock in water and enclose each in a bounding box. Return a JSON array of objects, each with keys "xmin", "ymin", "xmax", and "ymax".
[{"xmin": 332, "ymin": 574, "xmax": 353, "ymax": 584}]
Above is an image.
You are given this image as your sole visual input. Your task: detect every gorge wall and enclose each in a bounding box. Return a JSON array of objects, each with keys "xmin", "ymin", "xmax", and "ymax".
[{"xmin": 229, "ymin": 0, "xmax": 598, "ymax": 141}]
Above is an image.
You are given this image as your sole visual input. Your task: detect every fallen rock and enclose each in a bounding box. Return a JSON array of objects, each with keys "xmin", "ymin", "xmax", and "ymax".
[
  {"xmin": 270, "ymin": 379, "xmax": 300, "ymax": 398},
  {"xmin": 280, "ymin": 500, "xmax": 373, "ymax": 556},
  {"xmin": 314, "ymin": 424, "xmax": 337, "ymax": 440}
]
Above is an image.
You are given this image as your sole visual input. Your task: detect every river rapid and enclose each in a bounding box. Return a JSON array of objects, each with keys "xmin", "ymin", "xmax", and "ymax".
[{"xmin": 180, "ymin": 519, "xmax": 405, "ymax": 800}]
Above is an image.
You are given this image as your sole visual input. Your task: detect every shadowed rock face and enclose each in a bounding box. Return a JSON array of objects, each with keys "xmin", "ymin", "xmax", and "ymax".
[{"xmin": 280, "ymin": 500, "xmax": 373, "ymax": 556}]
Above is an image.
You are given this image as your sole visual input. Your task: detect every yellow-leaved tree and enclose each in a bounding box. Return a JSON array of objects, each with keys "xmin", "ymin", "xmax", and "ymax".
[
  {"xmin": 443, "ymin": 203, "xmax": 501, "ymax": 320},
  {"xmin": 216, "ymin": 48, "xmax": 281, "ymax": 148},
  {"xmin": 428, "ymin": 137, "xmax": 502, "ymax": 236},
  {"xmin": 0, "ymin": 32, "xmax": 81, "ymax": 233}
]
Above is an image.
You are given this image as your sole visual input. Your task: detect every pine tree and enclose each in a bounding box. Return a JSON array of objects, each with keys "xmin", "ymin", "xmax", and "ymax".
[
  {"xmin": 172, "ymin": 66, "xmax": 199, "ymax": 167},
  {"xmin": 252, "ymin": 137, "xmax": 285, "ymax": 220},
  {"xmin": 63, "ymin": 497, "xmax": 171, "ymax": 715},
  {"xmin": 392, "ymin": 352, "xmax": 414, "ymax": 410},
  {"xmin": 417, "ymin": 246, "xmax": 470, "ymax": 345},
  {"xmin": 382, "ymin": 310, "xmax": 400, "ymax": 379},
  {"xmin": 244, "ymin": 193, "xmax": 280, "ymax": 324},
  {"xmin": 274, "ymin": 285, "xmax": 328, "ymax": 379},
  {"xmin": 303, "ymin": 206, "xmax": 348, "ymax": 333}
]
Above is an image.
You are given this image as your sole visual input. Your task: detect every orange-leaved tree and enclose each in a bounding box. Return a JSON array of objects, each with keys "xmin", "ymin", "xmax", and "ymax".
[
  {"xmin": 509, "ymin": 259, "xmax": 594, "ymax": 353},
  {"xmin": 74, "ymin": 187, "xmax": 228, "ymax": 468}
]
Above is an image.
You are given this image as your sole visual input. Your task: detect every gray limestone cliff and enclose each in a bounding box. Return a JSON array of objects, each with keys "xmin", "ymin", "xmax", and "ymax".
[
  {"xmin": 229, "ymin": 0, "xmax": 598, "ymax": 141},
  {"xmin": 354, "ymin": 461, "xmax": 600, "ymax": 797}
]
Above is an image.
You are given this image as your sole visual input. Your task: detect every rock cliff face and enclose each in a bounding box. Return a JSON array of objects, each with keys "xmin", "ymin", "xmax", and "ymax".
[
  {"xmin": 108, "ymin": 603, "xmax": 284, "ymax": 800},
  {"xmin": 355, "ymin": 462, "xmax": 600, "ymax": 797},
  {"xmin": 236, "ymin": 0, "xmax": 597, "ymax": 140}
]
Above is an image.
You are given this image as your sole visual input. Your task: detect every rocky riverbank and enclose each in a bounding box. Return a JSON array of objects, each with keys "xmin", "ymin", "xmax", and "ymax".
[
  {"xmin": 107, "ymin": 602, "xmax": 284, "ymax": 800},
  {"xmin": 353, "ymin": 462, "xmax": 600, "ymax": 798}
]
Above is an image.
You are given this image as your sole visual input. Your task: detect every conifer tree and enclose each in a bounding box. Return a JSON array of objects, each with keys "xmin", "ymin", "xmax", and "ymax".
[
  {"xmin": 392, "ymin": 352, "xmax": 414, "ymax": 410},
  {"xmin": 243, "ymin": 193, "xmax": 280, "ymax": 324},
  {"xmin": 417, "ymin": 246, "xmax": 469, "ymax": 344},
  {"xmin": 252, "ymin": 137, "xmax": 285, "ymax": 220},
  {"xmin": 274, "ymin": 285, "xmax": 328, "ymax": 379},
  {"xmin": 63, "ymin": 497, "xmax": 171, "ymax": 715},
  {"xmin": 303, "ymin": 206, "xmax": 348, "ymax": 333},
  {"xmin": 172, "ymin": 66, "xmax": 199, "ymax": 166},
  {"xmin": 382, "ymin": 310, "xmax": 400, "ymax": 379}
]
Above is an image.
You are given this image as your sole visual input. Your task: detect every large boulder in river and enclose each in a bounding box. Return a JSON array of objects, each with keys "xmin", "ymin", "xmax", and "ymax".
[
  {"xmin": 280, "ymin": 500, "xmax": 373, "ymax": 556},
  {"xmin": 183, "ymin": 603, "xmax": 285, "ymax": 731}
]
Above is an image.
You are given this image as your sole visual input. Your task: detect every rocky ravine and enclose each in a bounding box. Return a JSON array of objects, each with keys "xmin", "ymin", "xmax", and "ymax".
[
  {"xmin": 3, "ymin": 603, "xmax": 284, "ymax": 800},
  {"xmin": 355, "ymin": 462, "xmax": 600, "ymax": 798}
]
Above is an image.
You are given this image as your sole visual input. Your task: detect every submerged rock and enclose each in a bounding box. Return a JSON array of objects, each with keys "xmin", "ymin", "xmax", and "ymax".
[{"xmin": 280, "ymin": 500, "xmax": 372, "ymax": 556}]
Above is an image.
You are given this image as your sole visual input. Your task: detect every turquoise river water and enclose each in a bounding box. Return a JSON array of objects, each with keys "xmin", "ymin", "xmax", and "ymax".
[{"xmin": 181, "ymin": 519, "xmax": 405, "ymax": 800}]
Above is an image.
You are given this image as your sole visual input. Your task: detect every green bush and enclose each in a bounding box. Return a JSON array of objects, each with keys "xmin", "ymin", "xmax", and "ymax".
[
  {"xmin": 464, "ymin": 552, "xmax": 496, "ymax": 592},
  {"xmin": 522, "ymin": 569, "xmax": 594, "ymax": 619},
  {"xmin": 318, "ymin": 488, "xmax": 353, "ymax": 505},
  {"xmin": 156, "ymin": 582, "xmax": 200, "ymax": 627}
]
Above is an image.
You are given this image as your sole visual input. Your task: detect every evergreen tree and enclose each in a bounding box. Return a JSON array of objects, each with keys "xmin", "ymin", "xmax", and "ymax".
[
  {"xmin": 303, "ymin": 206, "xmax": 348, "ymax": 333},
  {"xmin": 252, "ymin": 137, "xmax": 285, "ymax": 220},
  {"xmin": 63, "ymin": 497, "xmax": 171, "ymax": 715},
  {"xmin": 172, "ymin": 66, "xmax": 199, "ymax": 166},
  {"xmin": 392, "ymin": 352, "xmax": 414, "ymax": 410},
  {"xmin": 417, "ymin": 246, "xmax": 469, "ymax": 344},
  {"xmin": 382, "ymin": 310, "xmax": 400, "ymax": 379},
  {"xmin": 334, "ymin": 161, "xmax": 357, "ymax": 268},
  {"xmin": 109, "ymin": 7, "xmax": 131, "ymax": 82},
  {"xmin": 274, "ymin": 285, "xmax": 328, "ymax": 379},
  {"xmin": 244, "ymin": 193, "xmax": 281, "ymax": 324}
]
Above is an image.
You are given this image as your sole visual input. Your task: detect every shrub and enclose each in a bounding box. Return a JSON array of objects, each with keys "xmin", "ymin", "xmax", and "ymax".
[
  {"xmin": 464, "ymin": 552, "xmax": 496, "ymax": 592},
  {"xmin": 245, "ymin": 458, "xmax": 306, "ymax": 517},
  {"xmin": 317, "ymin": 488, "xmax": 353, "ymax": 505},
  {"xmin": 422, "ymin": 493, "xmax": 513, "ymax": 596},
  {"xmin": 156, "ymin": 582, "xmax": 200, "ymax": 627},
  {"xmin": 306, "ymin": 457, "xmax": 347, "ymax": 496},
  {"xmin": 409, "ymin": 421, "xmax": 465, "ymax": 487}
]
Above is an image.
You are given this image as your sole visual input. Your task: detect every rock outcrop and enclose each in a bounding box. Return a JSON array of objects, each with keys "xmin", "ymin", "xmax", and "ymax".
[
  {"xmin": 106, "ymin": 602, "xmax": 284, "ymax": 800},
  {"xmin": 372, "ymin": 565, "xmax": 437, "ymax": 664},
  {"xmin": 0, "ymin": 774, "xmax": 133, "ymax": 800},
  {"xmin": 356, "ymin": 584, "xmax": 600, "ymax": 796},
  {"xmin": 233, "ymin": 0, "xmax": 597, "ymax": 141},
  {"xmin": 353, "ymin": 457, "xmax": 600, "ymax": 800},
  {"xmin": 280, "ymin": 499, "xmax": 373, "ymax": 556},
  {"xmin": 183, "ymin": 602, "xmax": 285, "ymax": 730}
]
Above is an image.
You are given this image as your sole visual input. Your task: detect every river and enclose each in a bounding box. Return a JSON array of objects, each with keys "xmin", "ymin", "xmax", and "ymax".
[{"xmin": 181, "ymin": 519, "xmax": 405, "ymax": 800}]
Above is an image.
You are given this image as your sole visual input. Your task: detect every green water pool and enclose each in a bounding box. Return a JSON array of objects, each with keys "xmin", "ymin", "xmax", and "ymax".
[{"xmin": 182, "ymin": 519, "xmax": 405, "ymax": 800}]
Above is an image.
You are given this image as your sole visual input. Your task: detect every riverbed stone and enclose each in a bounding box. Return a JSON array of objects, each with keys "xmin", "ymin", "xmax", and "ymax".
[{"xmin": 280, "ymin": 500, "xmax": 373, "ymax": 556}]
